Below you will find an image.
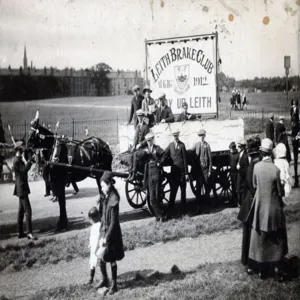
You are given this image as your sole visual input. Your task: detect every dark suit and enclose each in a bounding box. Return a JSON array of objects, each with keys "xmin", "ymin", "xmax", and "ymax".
[
  {"xmin": 229, "ymin": 151, "xmax": 239, "ymax": 206},
  {"xmin": 265, "ymin": 119, "xmax": 274, "ymax": 142},
  {"xmin": 143, "ymin": 144, "xmax": 166, "ymax": 219},
  {"xmin": 128, "ymin": 95, "xmax": 144, "ymax": 127},
  {"xmin": 155, "ymin": 105, "xmax": 174, "ymax": 123},
  {"xmin": 192, "ymin": 141, "xmax": 212, "ymax": 209},
  {"xmin": 13, "ymin": 156, "xmax": 33, "ymax": 235},
  {"xmin": 164, "ymin": 140, "xmax": 188, "ymax": 214},
  {"xmin": 291, "ymin": 106, "xmax": 299, "ymax": 186},
  {"xmin": 237, "ymin": 151, "xmax": 249, "ymax": 206},
  {"xmin": 290, "ymin": 107, "xmax": 299, "ymax": 137}
]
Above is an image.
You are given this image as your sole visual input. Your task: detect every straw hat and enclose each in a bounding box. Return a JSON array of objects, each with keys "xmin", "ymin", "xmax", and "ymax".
[
  {"xmin": 260, "ymin": 138, "xmax": 273, "ymax": 153},
  {"xmin": 172, "ymin": 130, "xmax": 180, "ymax": 136}
]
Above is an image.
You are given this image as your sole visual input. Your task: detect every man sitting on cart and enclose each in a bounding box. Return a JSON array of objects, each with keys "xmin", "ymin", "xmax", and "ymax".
[
  {"xmin": 132, "ymin": 109, "xmax": 150, "ymax": 151},
  {"xmin": 155, "ymin": 93, "xmax": 174, "ymax": 124},
  {"xmin": 177, "ymin": 102, "xmax": 196, "ymax": 122}
]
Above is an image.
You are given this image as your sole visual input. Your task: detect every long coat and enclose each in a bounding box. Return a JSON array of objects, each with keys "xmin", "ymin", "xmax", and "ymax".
[
  {"xmin": 128, "ymin": 95, "xmax": 144, "ymax": 127},
  {"xmin": 12, "ymin": 156, "xmax": 32, "ymax": 197},
  {"xmin": 265, "ymin": 119, "xmax": 274, "ymax": 142},
  {"xmin": 237, "ymin": 151, "xmax": 249, "ymax": 195},
  {"xmin": 100, "ymin": 188, "xmax": 124, "ymax": 262},
  {"xmin": 164, "ymin": 140, "xmax": 188, "ymax": 181},
  {"xmin": 290, "ymin": 106, "xmax": 299, "ymax": 137},
  {"xmin": 275, "ymin": 122, "xmax": 286, "ymax": 145},
  {"xmin": 155, "ymin": 105, "xmax": 174, "ymax": 123},
  {"xmin": 248, "ymin": 158, "xmax": 288, "ymax": 263}
]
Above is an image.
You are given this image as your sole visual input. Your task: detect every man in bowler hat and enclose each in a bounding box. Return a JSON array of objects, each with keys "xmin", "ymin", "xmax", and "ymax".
[{"xmin": 12, "ymin": 141, "xmax": 37, "ymax": 240}]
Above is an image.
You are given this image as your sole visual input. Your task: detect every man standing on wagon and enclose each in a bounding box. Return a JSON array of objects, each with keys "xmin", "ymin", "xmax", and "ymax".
[
  {"xmin": 192, "ymin": 129, "xmax": 212, "ymax": 213},
  {"xmin": 155, "ymin": 93, "xmax": 174, "ymax": 124},
  {"xmin": 125, "ymin": 85, "xmax": 144, "ymax": 128},
  {"xmin": 164, "ymin": 130, "xmax": 189, "ymax": 218},
  {"xmin": 141, "ymin": 85, "xmax": 156, "ymax": 127}
]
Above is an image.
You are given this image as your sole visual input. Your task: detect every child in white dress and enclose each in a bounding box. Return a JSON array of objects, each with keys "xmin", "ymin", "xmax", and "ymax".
[
  {"xmin": 87, "ymin": 207, "xmax": 101, "ymax": 284},
  {"xmin": 274, "ymin": 143, "xmax": 292, "ymax": 199}
]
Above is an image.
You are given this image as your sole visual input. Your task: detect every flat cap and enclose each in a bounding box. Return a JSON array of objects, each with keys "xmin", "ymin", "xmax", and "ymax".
[
  {"xmin": 145, "ymin": 132, "xmax": 154, "ymax": 141},
  {"xmin": 236, "ymin": 138, "xmax": 246, "ymax": 145},
  {"xmin": 172, "ymin": 130, "xmax": 180, "ymax": 136},
  {"xmin": 158, "ymin": 92, "xmax": 166, "ymax": 100},
  {"xmin": 198, "ymin": 129, "xmax": 206, "ymax": 136},
  {"xmin": 132, "ymin": 84, "xmax": 140, "ymax": 91},
  {"xmin": 229, "ymin": 141, "xmax": 236, "ymax": 149},
  {"xmin": 143, "ymin": 85, "xmax": 152, "ymax": 93}
]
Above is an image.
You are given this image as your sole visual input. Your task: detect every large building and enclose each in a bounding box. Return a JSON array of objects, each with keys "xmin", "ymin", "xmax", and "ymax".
[{"xmin": 0, "ymin": 46, "xmax": 143, "ymax": 97}]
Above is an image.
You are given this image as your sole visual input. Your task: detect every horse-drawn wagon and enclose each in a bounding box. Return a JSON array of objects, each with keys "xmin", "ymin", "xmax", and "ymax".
[{"xmin": 118, "ymin": 118, "xmax": 244, "ymax": 215}]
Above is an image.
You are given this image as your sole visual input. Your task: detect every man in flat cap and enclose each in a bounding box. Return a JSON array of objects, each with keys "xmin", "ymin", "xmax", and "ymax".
[
  {"xmin": 192, "ymin": 129, "xmax": 212, "ymax": 213},
  {"xmin": 142, "ymin": 132, "xmax": 167, "ymax": 222},
  {"xmin": 126, "ymin": 84, "xmax": 144, "ymax": 128},
  {"xmin": 12, "ymin": 141, "xmax": 37, "ymax": 240},
  {"xmin": 133, "ymin": 109, "xmax": 149, "ymax": 150},
  {"xmin": 265, "ymin": 113, "xmax": 274, "ymax": 143},
  {"xmin": 155, "ymin": 92, "xmax": 174, "ymax": 124},
  {"xmin": 177, "ymin": 102, "xmax": 196, "ymax": 122},
  {"xmin": 236, "ymin": 138, "xmax": 249, "ymax": 207},
  {"xmin": 164, "ymin": 130, "xmax": 188, "ymax": 217},
  {"xmin": 275, "ymin": 116, "xmax": 291, "ymax": 163},
  {"xmin": 141, "ymin": 85, "xmax": 156, "ymax": 127}
]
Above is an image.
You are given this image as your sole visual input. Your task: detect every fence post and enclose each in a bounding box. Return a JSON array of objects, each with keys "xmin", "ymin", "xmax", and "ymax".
[
  {"xmin": 24, "ymin": 120, "xmax": 27, "ymax": 140},
  {"xmin": 261, "ymin": 108, "xmax": 264, "ymax": 132},
  {"xmin": 72, "ymin": 118, "xmax": 75, "ymax": 139}
]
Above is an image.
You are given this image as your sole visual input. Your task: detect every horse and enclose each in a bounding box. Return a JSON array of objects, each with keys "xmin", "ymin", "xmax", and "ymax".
[{"xmin": 26, "ymin": 110, "xmax": 113, "ymax": 230}]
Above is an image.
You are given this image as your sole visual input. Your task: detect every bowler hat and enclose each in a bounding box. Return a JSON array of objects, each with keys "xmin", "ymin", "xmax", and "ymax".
[
  {"xmin": 132, "ymin": 84, "xmax": 140, "ymax": 91},
  {"xmin": 143, "ymin": 85, "xmax": 152, "ymax": 93},
  {"xmin": 100, "ymin": 171, "xmax": 116, "ymax": 185},
  {"xmin": 260, "ymin": 138, "xmax": 273, "ymax": 153},
  {"xmin": 158, "ymin": 92, "xmax": 166, "ymax": 100},
  {"xmin": 172, "ymin": 130, "xmax": 180, "ymax": 136},
  {"xmin": 136, "ymin": 109, "xmax": 144, "ymax": 116},
  {"xmin": 14, "ymin": 141, "xmax": 24, "ymax": 150},
  {"xmin": 145, "ymin": 132, "xmax": 154, "ymax": 141},
  {"xmin": 198, "ymin": 129, "xmax": 206, "ymax": 136},
  {"xmin": 247, "ymin": 138, "xmax": 261, "ymax": 155}
]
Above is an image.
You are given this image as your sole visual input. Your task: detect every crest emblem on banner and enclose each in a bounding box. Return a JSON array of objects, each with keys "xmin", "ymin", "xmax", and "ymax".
[{"xmin": 174, "ymin": 65, "xmax": 190, "ymax": 94}]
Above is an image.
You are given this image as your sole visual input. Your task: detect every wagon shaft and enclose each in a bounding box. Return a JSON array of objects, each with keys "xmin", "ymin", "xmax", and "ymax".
[{"xmin": 49, "ymin": 162, "xmax": 128, "ymax": 178}]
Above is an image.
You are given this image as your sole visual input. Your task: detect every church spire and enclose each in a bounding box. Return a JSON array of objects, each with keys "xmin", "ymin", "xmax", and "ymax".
[{"xmin": 23, "ymin": 45, "xmax": 28, "ymax": 70}]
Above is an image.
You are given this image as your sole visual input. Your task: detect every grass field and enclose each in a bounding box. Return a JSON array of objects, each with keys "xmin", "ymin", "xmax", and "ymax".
[{"xmin": 0, "ymin": 91, "xmax": 299, "ymax": 143}]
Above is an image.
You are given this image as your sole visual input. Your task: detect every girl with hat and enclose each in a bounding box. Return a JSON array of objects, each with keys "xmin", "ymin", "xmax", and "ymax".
[
  {"xmin": 237, "ymin": 137, "xmax": 261, "ymax": 271},
  {"xmin": 96, "ymin": 171, "xmax": 124, "ymax": 294},
  {"xmin": 247, "ymin": 138, "xmax": 288, "ymax": 281}
]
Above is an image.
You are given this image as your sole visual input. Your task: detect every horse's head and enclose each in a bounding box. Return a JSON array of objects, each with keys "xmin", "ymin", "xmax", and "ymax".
[
  {"xmin": 26, "ymin": 110, "xmax": 55, "ymax": 151},
  {"xmin": 50, "ymin": 135, "xmax": 69, "ymax": 164}
]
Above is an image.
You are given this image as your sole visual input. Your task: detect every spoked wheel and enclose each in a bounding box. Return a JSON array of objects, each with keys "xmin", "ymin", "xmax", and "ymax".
[
  {"xmin": 213, "ymin": 166, "xmax": 232, "ymax": 203},
  {"xmin": 147, "ymin": 172, "xmax": 171, "ymax": 216},
  {"xmin": 125, "ymin": 177, "xmax": 147, "ymax": 209},
  {"xmin": 189, "ymin": 173, "xmax": 206, "ymax": 197}
]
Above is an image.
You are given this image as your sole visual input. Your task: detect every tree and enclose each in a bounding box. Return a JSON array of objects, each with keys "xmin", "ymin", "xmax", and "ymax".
[
  {"xmin": 90, "ymin": 62, "xmax": 112, "ymax": 96},
  {"xmin": 0, "ymin": 113, "xmax": 6, "ymax": 143}
]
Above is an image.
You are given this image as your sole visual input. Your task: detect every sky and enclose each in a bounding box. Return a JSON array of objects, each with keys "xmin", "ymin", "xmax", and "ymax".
[{"xmin": 0, "ymin": 0, "xmax": 299, "ymax": 80}]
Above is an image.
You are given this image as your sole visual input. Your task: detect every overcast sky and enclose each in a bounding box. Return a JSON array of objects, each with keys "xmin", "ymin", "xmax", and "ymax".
[{"xmin": 0, "ymin": 0, "xmax": 299, "ymax": 80}]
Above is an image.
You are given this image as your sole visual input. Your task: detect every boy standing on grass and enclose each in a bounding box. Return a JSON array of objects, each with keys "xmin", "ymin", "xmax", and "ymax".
[{"xmin": 87, "ymin": 207, "xmax": 101, "ymax": 285}]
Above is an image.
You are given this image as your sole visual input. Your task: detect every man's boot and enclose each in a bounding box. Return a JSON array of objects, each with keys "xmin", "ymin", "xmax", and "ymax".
[
  {"xmin": 96, "ymin": 260, "xmax": 108, "ymax": 289},
  {"xmin": 108, "ymin": 263, "xmax": 118, "ymax": 295},
  {"xmin": 87, "ymin": 268, "xmax": 95, "ymax": 284}
]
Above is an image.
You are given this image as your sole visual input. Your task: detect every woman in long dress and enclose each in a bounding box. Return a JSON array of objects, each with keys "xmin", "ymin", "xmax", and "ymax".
[{"xmin": 248, "ymin": 138, "xmax": 288, "ymax": 281}]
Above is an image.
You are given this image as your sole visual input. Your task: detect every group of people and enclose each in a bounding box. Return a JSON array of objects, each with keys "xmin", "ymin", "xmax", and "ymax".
[{"xmin": 230, "ymin": 89, "xmax": 247, "ymax": 111}]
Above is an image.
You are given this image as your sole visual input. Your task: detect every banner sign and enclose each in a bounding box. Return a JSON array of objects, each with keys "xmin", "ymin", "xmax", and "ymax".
[
  {"xmin": 118, "ymin": 118, "xmax": 244, "ymax": 153},
  {"xmin": 147, "ymin": 37, "xmax": 217, "ymax": 115}
]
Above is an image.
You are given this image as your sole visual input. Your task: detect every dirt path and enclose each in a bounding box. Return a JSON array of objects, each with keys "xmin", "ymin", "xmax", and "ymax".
[{"xmin": 0, "ymin": 221, "xmax": 299, "ymax": 300}]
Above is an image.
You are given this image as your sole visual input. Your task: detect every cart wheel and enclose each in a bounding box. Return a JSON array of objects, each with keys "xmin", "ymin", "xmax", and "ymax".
[
  {"xmin": 213, "ymin": 166, "xmax": 232, "ymax": 203},
  {"xmin": 125, "ymin": 178, "xmax": 147, "ymax": 209},
  {"xmin": 147, "ymin": 172, "xmax": 171, "ymax": 216}
]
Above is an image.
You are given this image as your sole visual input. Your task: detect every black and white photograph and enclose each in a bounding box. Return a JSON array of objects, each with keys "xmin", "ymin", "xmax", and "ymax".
[{"xmin": 0, "ymin": 0, "xmax": 300, "ymax": 299}]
